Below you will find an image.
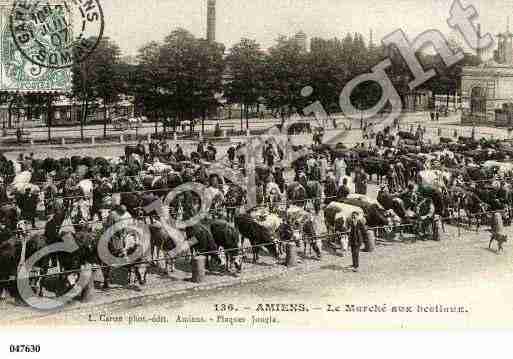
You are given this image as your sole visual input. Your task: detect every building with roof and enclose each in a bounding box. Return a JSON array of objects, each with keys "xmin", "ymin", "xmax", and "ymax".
[{"xmin": 461, "ymin": 22, "xmax": 513, "ymax": 126}]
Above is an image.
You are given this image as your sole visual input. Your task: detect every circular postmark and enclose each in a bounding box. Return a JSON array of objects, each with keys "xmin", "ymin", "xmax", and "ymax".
[{"xmin": 10, "ymin": 0, "xmax": 104, "ymax": 69}]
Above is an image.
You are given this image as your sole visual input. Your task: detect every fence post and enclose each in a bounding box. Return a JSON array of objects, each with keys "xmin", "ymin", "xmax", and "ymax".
[
  {"xmin": 433, "ymin": 216, "xmax": 444, "ymax": 241},
  {"xmin": 365, "ymin": 230, "xmax": 376, "ymax": 252},
  {"xmin": 286, "ymin": 242, "xmax": 297, "ymax": 267},
  {"xmin": 79, "ymin": 264, "xmax": 94, "ymax": 302},
  {"xmin": 192, "ymin": 256, "xmax": 206, "ymax": 283},
  {"xmin": 493, "ymin": 212, "xmax": 504, "ymax": 236}
]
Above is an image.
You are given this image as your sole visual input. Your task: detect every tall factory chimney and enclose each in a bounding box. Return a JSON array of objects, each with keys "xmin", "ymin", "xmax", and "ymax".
[{"xmin": 207, "ymin": 0, "xmax": 216, "ymax": 43}]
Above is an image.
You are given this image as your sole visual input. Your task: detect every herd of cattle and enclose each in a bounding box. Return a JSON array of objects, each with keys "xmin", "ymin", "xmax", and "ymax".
[{"xmin": 0, "ymin": 129, "xmax": 512, "ymax": 306}]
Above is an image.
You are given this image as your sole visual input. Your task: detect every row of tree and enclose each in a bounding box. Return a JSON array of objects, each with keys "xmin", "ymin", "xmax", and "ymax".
[{"xmin": 4, "ymin": 28, "xmax": 483, "ymax": 138}]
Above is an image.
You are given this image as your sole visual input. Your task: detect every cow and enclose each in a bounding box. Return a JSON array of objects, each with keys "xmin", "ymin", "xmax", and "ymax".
[
  {"xmin": 342, "ymin": 194, "xmax": 400, "ymax": 239},
  {"xmin": 204, "ymin": 219, "xmax": 242, "ymax": 273},
  {"xmin": 234, "ymin": 213, "xmax": 279, "ymax": 264},
  {"xmin": 287, "ymin": 182, "xmax": 307, "ymax": 206},
  {"xmin": 125, "ymin": 144, "xmax": 146, "ymax": 160},
  {"xmin": 185, "ymin": 222, "xmax": 221, "ymax": 270},
  {"xmin": 324, "ymin": 202, "xmax": 366, "ymax": 250},
  {"xmin": 361, "ymin": 158, "xmax": 389, "ymax": 184},
  {"xmin": 286, "ymin": 205, "xmax": 322, "ymax": 259},
  {"xmin": 418, "ymin": 170, "xmax": 451, "ymax": 189},
  {"xmin": 148, "ymin": 222, "xmax": 178, "ymax": 274}
]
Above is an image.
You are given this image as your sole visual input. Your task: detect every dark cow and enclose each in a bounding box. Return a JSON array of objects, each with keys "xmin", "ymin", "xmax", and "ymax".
[
  {"xmin": 0, "ymin": 229, "xmax": 21, "ymax": 301},
  {"xmin": 298, "ymin": 174, "xmax": 322, "ymax": 214},
  {"xmin": 148, "ymin": 224, "xmax": 178, "ymax": 273},
  {"xmin": 287, "ymin": 182, "xmax": 307, "ymax": 205},
  {"xmin": 204, "ymin": 219, "xmax": 242, "ymax": 272},
  {"xmin": 185, "ymin": 222, "xmax": 221, "ymax": 270},
  {"xmin": 0, "ymin": 204, "xmax": 20, "ymax": 232},
  {"xmin": 361, "ymin": 158, "xmax": 389, "ymax": 184},
  {"xmin": 234, "ymin": 214, "xmax": 279, "ymax": 264},
  {"xmin": 341, "ymin": 197, "xmax": 389, "ymax": 227},
  {"xmin": 125, "ymin": 144, "xmax": 146, "ymax": 159},
  {"xmin": 377, "ymin": 190, "xmax": 409, "ymax": 220},
  {"xmin": 418, "ymin": 184, "xmax": 449, "ymax": 218}
]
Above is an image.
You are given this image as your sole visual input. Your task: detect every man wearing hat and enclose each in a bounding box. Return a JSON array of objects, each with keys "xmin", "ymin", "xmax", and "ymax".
[
  {"xmin": 336, "ymin": 178, "xmax": 351, "ymax": 202},
  {"xmin": 334, "ymin": 154, "xmax": 347, "ymax": 190},
  {"xmin": 398, "ymin": 182, "xmax": 418, "ymax": 212},
  {"xmin": 319, "ymin": 153, "xmax": 328, "ymax": 183},
  {"xmin": 104, "ymin": 204, "xmax": 134, "ymax": 258},
  {"xmin": 19, "ymin": 187, "xmax": 38, "ymax": 229},
  {"xmin": 354, "ymin": 167, "xmax": 369, "ymax": 195},
  {"xmin": 348, "ymin": 211, "xmax": 366, "ymax": 272},
  {"xmin": 91, "ymin": 177, "xmax": 105, "ymax": 222},
  {"xmin": 417, "ymin": 197, "xmax": 436, "ymax": 241}
]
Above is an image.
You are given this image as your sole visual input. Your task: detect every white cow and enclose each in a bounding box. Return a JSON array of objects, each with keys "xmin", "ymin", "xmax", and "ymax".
[
  {"xmin": 325, "ymin": 202, "xmax": 365, "ymax": 233},
  {"xmin": 483, "ymin": 161, "xmax": 513, "ymax": 177},
  {"xmin": 78, "ymin": 179, "xmax": 93, "ymax": 199},
  {"xmin": 325, "ymin": 202, "xmax": 365, "ymax": 253},
  {"xmin": 12, "ymin": 161, "xmax": 22, "ymax": 175},
  {"xmin": 346, "ymin": 194, "xmax": 382, "ymax": 207},
  {"xmin": 418, "ymin": 170, "xmax": 451, "ymax": 188},
  {"xmin": 148, "ymin": 161, "xmax": 173, "ymax": 174}
]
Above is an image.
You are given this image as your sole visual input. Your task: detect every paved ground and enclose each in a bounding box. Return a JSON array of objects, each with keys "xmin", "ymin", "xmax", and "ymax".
[{"xmin": 9, "ymin": 221, "xmax": 510, "ymax": 329}]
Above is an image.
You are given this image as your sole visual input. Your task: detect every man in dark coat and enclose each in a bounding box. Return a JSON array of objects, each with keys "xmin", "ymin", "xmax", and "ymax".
[
  {"xmin": 349, "ymin": 212, "xmax": 366, "ymax": 272},
  {"xmin": 227, "ymin": 146, "xmax": 236, "ymax": 164},
  {"xmin": 337, "ymin": 178, "xmax": 350, "ymax": 201},
  {"xmin": 149, "ymin": 140, "xmax": 158, "ymax": 160},
  {"xmin": 197, "ymin": 141, "xmax": 205, "ymax": 157},
  {"xmin": 175, "ymin": 144, "xmax": 184, "ymax": 160},
  {"xmin": 354, "ymin": 167, "xmax": 368, "ymax": 195},
  {"xmin": 207, "ymin": 142, "xmax": 217, "ymax": 161},
  {"xmin": 19, "ymin": 188, "xmax": 38, "ymax": 229},
  {"xmin": 90, "ymin": 179, "xmax": 104, "ymax": 222}
]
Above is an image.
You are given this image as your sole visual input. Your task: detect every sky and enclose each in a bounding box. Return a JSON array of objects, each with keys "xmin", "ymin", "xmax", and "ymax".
[{"xmin": 101, "ymin": 0, "xmax": 513, "ymax": 57}]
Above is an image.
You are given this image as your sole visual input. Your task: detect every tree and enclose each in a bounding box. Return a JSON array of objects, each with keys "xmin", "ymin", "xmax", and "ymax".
[
  {"xmin": 157, "ymin": 28, "xmax": 225, "ymax": 135},
  {"xmin": 261, "ymin": 36, "xmax": 310, "ymax": 123},
  {"xmin": 73, "ymin": 37, "xmax": 122, "ymax": 139},
  {"xmin": 132, "ymin": 41, "xmax": 164, "ymax": 134},
  {"xmin": 225, "ymin": 38, "xmax": 265, "ymax": 130}
]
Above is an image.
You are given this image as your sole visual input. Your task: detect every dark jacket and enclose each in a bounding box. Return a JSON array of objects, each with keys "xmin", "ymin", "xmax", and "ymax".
[
  {"xmin": 349, "ymin": 218, "xmax": 367, "ymax": 248},
  {"xmin": 337, "ymin": 185, "xmax": 350, "ymax": 201}
]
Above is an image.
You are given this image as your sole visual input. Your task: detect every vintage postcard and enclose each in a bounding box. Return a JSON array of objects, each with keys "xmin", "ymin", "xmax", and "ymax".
[{"xmin": 0, "ymin": 0, "xmax": 512, "ymax": 344}]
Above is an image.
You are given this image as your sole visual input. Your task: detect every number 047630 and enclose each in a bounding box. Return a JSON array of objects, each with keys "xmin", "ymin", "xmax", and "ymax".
[{"xmin": 9, "ymin": 345, "xmax": 41, "ymax": 353}]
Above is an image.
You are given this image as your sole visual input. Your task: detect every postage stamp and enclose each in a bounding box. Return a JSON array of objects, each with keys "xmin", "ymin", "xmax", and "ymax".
[
  {"xmin": 0, "ymin": 6, "xmax": 71, "ymax": 92},
  {"xmin": 10, "ymin": 0, "xmax": 104, "ymax": 69}
]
